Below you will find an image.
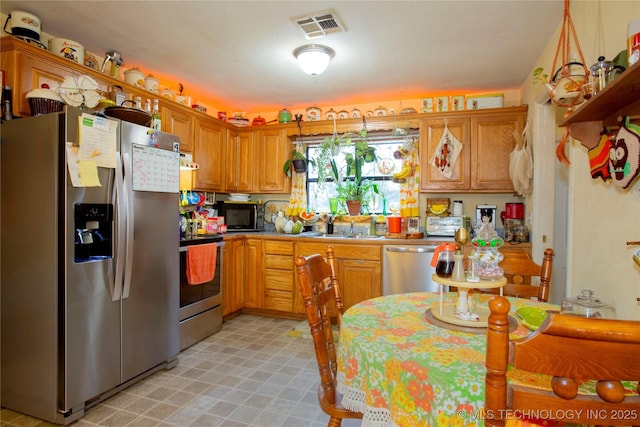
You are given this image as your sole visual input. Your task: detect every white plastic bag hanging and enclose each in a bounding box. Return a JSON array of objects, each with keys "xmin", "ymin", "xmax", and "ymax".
[
  {"xmin": 430, "ymin": 122, "xmax": 462, "ymax": 179},
  {"xmin": 509, "ymin": 121, "xmax": 534, "ymax": 196}
]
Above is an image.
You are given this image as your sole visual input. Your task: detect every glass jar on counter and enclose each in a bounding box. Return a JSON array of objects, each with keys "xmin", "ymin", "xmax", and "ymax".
[{"xmin": 514, "ymin": 225, "xmax": 529, "ymax": 242}]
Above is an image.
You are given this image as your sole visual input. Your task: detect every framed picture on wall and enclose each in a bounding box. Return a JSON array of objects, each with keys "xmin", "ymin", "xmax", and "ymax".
[
  {"xmin": 436, "ymin": 96, "xmax": 449, "ymax": 112},
  {"xmin": 451, "ymin": 95, "xmax": 465, "ymax": 111},
  {"xmin": 421, "ymin": 98, "xmax": 434, "ymax": 113}
]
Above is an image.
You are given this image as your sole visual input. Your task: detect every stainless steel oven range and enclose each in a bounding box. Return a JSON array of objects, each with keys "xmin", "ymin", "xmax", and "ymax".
[{"xmin": 179, "ymin": 237, "xmax": 223, "ymax": 350}]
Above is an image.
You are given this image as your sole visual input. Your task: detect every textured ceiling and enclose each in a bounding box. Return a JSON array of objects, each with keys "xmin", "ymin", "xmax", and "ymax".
[{"xmin": 1, "ymin": 1, "xmax": 564, "ymax": 112}]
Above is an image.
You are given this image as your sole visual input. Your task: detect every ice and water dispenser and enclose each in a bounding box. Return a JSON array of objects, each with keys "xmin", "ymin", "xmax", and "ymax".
[{"xmin": 74, "ymin": 203, "xmax": 113, "ymax": 262}]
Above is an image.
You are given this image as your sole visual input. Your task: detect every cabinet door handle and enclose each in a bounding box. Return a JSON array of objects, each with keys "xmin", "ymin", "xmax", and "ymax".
[{"xmin": 627, "ymin": 241, "xmax": 640, "ymax": 245}]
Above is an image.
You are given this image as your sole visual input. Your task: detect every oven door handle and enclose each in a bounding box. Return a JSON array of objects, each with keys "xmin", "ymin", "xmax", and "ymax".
[{"xmin": 180, "ymin": 241, "xmax": 225, "ymax": 252}]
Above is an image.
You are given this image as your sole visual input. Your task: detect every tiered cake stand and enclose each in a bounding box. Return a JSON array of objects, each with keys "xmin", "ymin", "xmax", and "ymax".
[{"xmin": 429, "ymin": 274, "xmax": 507, "ymax": 329}]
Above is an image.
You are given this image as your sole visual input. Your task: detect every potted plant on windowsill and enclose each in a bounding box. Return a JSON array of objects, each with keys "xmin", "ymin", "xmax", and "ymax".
[{"xmin": 332, "ymin": 155, "xmax": 378, "ymax": 216}]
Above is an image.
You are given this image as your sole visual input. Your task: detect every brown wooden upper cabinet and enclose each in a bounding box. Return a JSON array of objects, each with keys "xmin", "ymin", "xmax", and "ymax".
[
  {"xmin": 192, "ymin": 118, "xmax": 226, "ymax": 191},
  {"xmin": 163, "ymin": 106, "xmax": 193, "ymax": 153},
  {"xmin": 419, "ymin": 106, "xmax": 527, "ymax": 193},
  {"xmin": 225, "ymin": 129, "xmax": 255, "ymax": 193},
  {"xmin": 255, "ymin": 128, "xmax": 292, "ymax": 194}
]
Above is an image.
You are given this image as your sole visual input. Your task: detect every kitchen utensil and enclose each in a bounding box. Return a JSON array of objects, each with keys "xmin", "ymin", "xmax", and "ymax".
[
  {"xmin": 500, "ymin": 202, "xmax": 524, "ymax": 224},
  {"xmin": 452, "ymin": 200, "xmax": 463, "ymax": 216},
  {"xmin": 58, "ymin": 75, "xmax": 102, "ymax": 108},
  {"xmin": 26, "ymin": 84, "xmax": 65, "ymax": 115},
  {"xmin": 100, "ymin": 50, "xmax": 123, "ymax": 73},
  {"xmin": 454, "ymin": 225, "xmax": 469, "ymax": 247},
  {"xmin": 387, "ymin": 216, "xmax": 402, "ymax": 233},
  {"xmin": 400, "ymin": 107, "xmax": 417, "ymax": 114},
  {"xmin": 103, "ymin": 100, "xmax": 151, "ymax": 126},
  {"xmin": 161, "ymin": 88, "xmax": 175, "ymax": 101},
  {"xmin": 124, "ymin": 67, "xmax": 145, "ymax": 88},
  {"xmin": 561, "ymin": 289, "xmax": 616, "ymax": 318},
  {"xmin": 144, "ymin": 75, "xmax": 159, "ymax": 94},
  {"xmin": 545, "ymin": 62, "xmax": 587, "ymax": 107},
  {"xmin": 516, "ymin": 306, "xmax": 548, "ymax": 330},
  {"xmin": 3, "ymin": 10, "xmax": 41, "ymax": 41},
  {"xmin": 589, "ymin": 56, "xmax": 624, "ymax": 94},
  {"xmin": 278, "ymin": 108, "xmax": 291, "ymax": 123},
  {"xmin": 430, "ymin": 242, "xmax": 458, "ymax": 278},
  {"xmin": 49, "ymin": 38, "xmax": 84, "ymax": 64},
  {"xmin": 251, "ymin": 116, "xmax": 266, "ymax": 126}
]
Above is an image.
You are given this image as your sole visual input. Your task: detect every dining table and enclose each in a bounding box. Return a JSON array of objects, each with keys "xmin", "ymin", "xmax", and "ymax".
[{"xmin": 335, "ymin": 291, "xmax": 559, "ymax": 427}]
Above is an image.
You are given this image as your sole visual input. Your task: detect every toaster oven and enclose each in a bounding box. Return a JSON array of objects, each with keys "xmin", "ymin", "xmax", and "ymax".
[{"xmin": 425, "ymin": 216, "xmax": 465, "ymax": 237}]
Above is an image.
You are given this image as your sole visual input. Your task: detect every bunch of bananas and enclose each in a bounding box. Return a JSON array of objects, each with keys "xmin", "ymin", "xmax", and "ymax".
[{"xmin": 393, "ymin": 163, "xmax": 413, "ymax": 180}]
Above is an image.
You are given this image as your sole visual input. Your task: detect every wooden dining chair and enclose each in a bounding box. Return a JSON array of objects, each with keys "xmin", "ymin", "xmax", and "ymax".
[
  {"xmin": 485, "ymin": 296, "xmax": 640, "ymax": 427},
  {"xmin": 294, "ymin": 246, "xmax": 363, "ymax": 427},
  {"xmin": 479, "ymin": 248, "xmax": 554, "ymax": 302}
]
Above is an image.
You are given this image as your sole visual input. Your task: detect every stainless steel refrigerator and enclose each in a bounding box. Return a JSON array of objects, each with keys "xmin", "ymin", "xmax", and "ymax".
[{"xmin": 1, "ymin": 107, "xmax": 180, "ymax": 424}]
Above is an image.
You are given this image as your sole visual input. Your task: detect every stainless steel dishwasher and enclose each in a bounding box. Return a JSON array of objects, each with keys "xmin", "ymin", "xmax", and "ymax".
[{"xmin": 383, "ymin": 245, "xmax": 448, "ymax": 294}]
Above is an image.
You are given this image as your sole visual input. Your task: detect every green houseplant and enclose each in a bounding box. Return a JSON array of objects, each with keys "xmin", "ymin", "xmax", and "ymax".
[
  {"xmin": 331, "ymin": 153, "xmax": 378, "ymax": 215},
  {"xmin": 282, "ymin": 144, "xmax": 315, "ymax": 177}
]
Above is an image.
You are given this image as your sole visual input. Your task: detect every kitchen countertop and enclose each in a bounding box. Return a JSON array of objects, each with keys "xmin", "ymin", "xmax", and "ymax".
[
  {"xmin": 180, "ymin": 230, "xmax": 533, "ymax": 252},
  {"xmin": 214, "ymin": 230, "xmax": 532, "ymax": 250}
]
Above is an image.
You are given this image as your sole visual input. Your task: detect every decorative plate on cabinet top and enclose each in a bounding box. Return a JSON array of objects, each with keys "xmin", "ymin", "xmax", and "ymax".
[
  {"xmin": 337, "ymin": 110, "xmax": 349, "ymax": 119},
  {"xmin": 58, "ymin": 75, "xmax": 102, "ymax": 108},
  {"xmin": 306, "ymin": 106, "xmax": 322, "ymax": 121},
  {"xmin": 375, "ymin": 106, "xmax": 387, "ymax": 116},
  {"xmin": 325, "ymin": 108, "xmax": 337, "ymax": 120}
]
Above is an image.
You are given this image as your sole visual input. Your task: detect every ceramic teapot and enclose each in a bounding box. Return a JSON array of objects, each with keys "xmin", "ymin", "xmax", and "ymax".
[{"xmin": 545, "ymin": 62, "xmax": 587, "ymax": 107}]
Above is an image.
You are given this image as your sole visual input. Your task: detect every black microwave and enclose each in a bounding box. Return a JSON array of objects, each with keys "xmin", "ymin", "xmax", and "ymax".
[{"xmin": 218, "ymin": 201, "xmax": 265, "ymax": 231}]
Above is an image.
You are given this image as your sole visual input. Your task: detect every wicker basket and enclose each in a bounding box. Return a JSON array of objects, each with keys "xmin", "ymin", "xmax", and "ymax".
[{"xmin": 28, "ymin": 97, "xmax": 65, "ymax": 116}]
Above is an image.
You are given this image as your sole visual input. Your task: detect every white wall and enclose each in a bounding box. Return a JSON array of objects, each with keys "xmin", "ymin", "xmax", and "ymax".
[{"xmin": 522, "ymin": 1, "xmax": 640, "ymax": 319}]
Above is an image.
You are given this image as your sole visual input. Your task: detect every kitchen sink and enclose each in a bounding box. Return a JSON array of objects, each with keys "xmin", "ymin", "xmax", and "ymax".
[{"xmin": 314, "ymin": 234, "xmax": 384, "ymax": 239}]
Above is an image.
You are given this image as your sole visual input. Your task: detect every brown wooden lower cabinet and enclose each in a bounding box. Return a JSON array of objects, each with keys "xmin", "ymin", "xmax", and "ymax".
[
  {"xmin": 243, "ymin": 238, "xmax": 263, "ymax": 309},
  {"xmin": 262, "ymin": 240, "xmax": 294, "ymax": 312},
  {"xmin": 294, "ymin": 242, "xmax": 382, "ymax": 314},
  {"xmin": 222, "ymin": 238, "xmax": 245, "ymax": 316},
  {"xmin": 223, "ymin": 237, "xmax": 528, "ymax": 318}
]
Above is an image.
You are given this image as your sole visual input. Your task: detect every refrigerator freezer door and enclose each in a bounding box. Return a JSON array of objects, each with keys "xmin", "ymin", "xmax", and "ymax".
[{"xmin": 1, "ymin": 109, "xmax": 121, "ymax": 423}]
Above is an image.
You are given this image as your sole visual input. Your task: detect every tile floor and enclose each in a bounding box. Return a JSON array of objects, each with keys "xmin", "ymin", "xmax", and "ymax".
[{"xmin": 1, "ymin": 314, "xmax": 362, "ymax": 427}]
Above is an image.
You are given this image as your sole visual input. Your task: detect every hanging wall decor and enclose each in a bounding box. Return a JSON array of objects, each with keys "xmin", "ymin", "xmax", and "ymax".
[
  {"xmin": 548, "ymin": 0, "xmax": 589, "ymax": 166},
  {"xmin": 609, "ymin": 117, "xmax": 640, "ymax": 189}
]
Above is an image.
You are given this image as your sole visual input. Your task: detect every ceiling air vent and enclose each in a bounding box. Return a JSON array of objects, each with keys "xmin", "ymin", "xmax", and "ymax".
[{"xmin": 293, "ymin": 10, "xmax": 346, "ymax": 39}]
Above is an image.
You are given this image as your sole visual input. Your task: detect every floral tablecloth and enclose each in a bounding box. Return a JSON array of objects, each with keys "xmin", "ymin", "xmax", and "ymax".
[{"xmin": 336, "ymin": 292, "xmax": 558, "ymax": 427}]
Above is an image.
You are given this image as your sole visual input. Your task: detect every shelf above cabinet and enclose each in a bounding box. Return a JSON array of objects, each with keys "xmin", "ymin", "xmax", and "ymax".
[{"xmin": 560, "ymin": 62, "xmax": 640, "ymax": 149}]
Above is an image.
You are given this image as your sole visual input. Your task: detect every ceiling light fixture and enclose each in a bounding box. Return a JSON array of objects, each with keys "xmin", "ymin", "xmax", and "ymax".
[{"xmin": 293, "ymin": 44, "xmax": 335, "ymax": 77}]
